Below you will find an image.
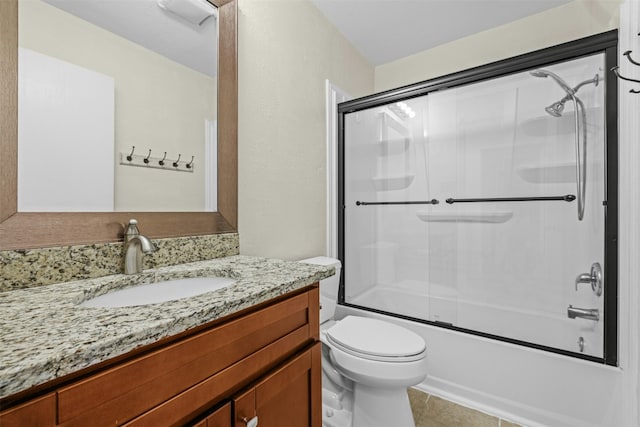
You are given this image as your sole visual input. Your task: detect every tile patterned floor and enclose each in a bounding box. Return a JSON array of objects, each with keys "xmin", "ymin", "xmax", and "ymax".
[{"xmin": 408, "ymin": 388, "xmax": 522, "ymax": 427}]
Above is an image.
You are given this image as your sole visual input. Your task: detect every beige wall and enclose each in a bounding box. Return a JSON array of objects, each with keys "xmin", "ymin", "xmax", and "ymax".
[
  {"xmin": 19, "ymin": 0, "xmax": 216, "ymax": 212},
  {"xmin": 375, "ymin": 0, "xmax": 622, "ymax": 92},
  {"xmin": 238, "ymin": 0, "xmax": 374, "ymax": 259},
  {"xmin": 239, "ymin": 0, "xmax": 621, "ymax": 260}
]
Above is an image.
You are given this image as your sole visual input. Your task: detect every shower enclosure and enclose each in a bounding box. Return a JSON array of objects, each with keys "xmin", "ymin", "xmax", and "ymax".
[{"xmin": 338, "ymin": 32, "xmax": 618, "ymax": 364}]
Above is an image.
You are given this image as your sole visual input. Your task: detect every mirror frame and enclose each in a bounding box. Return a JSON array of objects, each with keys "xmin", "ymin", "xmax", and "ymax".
[{"xmin": 0, "ymin": 0, "xmax": 237, "ymax": 250}]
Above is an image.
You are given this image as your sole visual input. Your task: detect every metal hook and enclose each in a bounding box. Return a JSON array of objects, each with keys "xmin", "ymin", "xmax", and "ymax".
[
  {"xmin": 186, "ymin": 156, "xmax": 195, "ymax": 169},
  {"xmin": 143, "ymin": 149, "xmax": 152, "ymax": 164},
  {"xmin": 623, "ymin": 50, "xmax": 640, "ymax": 67},
  {"xmin": 158, "ymin": 152, "xmax": 167, "ymax": 166},
  {"xmin": 126, "ymin": 146, "xmax": 135, "ymax": 161},
  {"xmin": 173, "ymin": 154, "xmax": 181, "ymax": 167},
  {"xmin": 611, "ymin": 66, "xmax": 640, "ymax": 93}
]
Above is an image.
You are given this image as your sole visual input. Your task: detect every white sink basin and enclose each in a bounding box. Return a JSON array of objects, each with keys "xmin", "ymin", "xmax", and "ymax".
[{"xmin": 80, "ymin": 277, "xmax": 236, "ymax": 308}]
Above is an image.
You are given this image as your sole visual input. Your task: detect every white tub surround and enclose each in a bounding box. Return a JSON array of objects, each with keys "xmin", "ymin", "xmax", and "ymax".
[{"xmin": 0, "ymin": 256, "xmax": 334, "ymax": 399}]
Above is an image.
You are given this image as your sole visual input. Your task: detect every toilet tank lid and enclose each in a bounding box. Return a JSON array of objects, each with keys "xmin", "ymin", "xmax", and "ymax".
[{"xmin": 299, "ymin": 256, "xmax": 341, "ymax": 268}]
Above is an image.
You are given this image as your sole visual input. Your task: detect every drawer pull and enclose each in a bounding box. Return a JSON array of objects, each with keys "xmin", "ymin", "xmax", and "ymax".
[{"xmin": 242, "ymin": 416, "xmax": 258, "ymax": 427}]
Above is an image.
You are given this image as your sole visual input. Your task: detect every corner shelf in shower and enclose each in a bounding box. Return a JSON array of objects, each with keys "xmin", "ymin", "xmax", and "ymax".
[
  {"xmin": 377, "ymin": 137, "xmax": 410, "ymax": 156},
  {"xmin": 371, "ymin": 173, "xmax": 415, "ymax": 191},
  {"xmin": 415, "ymin": 210, "xmax": 513, "ymax": 223},
  {"xmin": 517, "ymin": 163, "xmax": 575, "ymax": 183},
  {"xmin": 520, "ymin": 106, "xmax": 604, "ymax": 137}
]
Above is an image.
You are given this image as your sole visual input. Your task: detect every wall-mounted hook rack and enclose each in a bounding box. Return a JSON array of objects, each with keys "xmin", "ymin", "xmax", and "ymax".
[{"xmin": 119, "ymin": 146, "xmax": 194, "ymax": 172}]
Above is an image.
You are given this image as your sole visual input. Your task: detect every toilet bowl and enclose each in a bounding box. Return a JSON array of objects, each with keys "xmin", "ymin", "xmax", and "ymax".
[{"xmin": 300, "ymin": 257, "xmax": 428, "ymax": 427}]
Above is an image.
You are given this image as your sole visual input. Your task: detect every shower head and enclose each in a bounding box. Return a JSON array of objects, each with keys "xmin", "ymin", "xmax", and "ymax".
[
  {"xmin": 531, "ymin": 69, "xmax": 599, "ymax": 117},
  {"xmin": 529, "ymin": 69, "xmax": 552, "ymax": 78},
  {"xmin": 529, "ymin": 69, "xmax": 575, "ymax": 95},
  {"xmin": 545, "ymin": 101, "xmax": 565, "ymax": 117}
]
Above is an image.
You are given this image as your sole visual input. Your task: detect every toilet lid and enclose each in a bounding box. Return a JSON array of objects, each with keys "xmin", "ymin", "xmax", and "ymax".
[{"xmin": 326, "ymin": 316, "xmax": 426, "ymax": 361}]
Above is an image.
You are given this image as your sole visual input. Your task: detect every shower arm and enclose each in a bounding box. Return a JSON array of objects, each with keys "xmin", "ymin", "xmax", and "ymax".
[{"xmin": 555, "ymin": 75, "xmax": 599, "ymax": 105}]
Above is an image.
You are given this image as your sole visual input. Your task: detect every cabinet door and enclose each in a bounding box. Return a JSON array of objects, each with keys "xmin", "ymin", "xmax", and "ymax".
[
  {"xmin": 233, "ymin": 388, "xmax": 256, "ymax": 427},
  {"xmin": 0, "ymin": 393, "xmax": 56, "ymax": 427},
  {"xmin": 234, "ymin": 343, "xmax": 321, "ymax": 427},
  {"xmin": 192, "ymin": 402, "xmax": 231, "ymax": 427}
]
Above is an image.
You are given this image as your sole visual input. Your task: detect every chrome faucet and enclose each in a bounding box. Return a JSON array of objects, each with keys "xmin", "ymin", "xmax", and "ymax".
[
  {"xmin": 123, "ymin": 219, "xmax": 155, "ymax": 275},
  {"xmin": 567, "ymin": 305, "xmax": 599, "ymax": 321}
]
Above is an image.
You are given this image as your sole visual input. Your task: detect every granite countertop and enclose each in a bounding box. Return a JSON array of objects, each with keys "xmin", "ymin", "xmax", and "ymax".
[{"xmin": 0, "ymin": 255, "xmax": 334, "ymax": 400}]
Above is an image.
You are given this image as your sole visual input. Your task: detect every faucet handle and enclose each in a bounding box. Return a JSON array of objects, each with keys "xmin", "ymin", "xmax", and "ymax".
[
  {"xmin": 124, "ymin": 219, "xmax": 140, "ymax": 242},
  {"xmin": 575, "ymin": 262, "xmax": 603, "ymax": 296}
]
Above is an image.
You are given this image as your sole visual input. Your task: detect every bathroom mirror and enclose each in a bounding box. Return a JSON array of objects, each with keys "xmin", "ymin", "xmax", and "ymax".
[
  {"xmin": 19, "ymin": 0, "xmax": 217, "ymax": 213},
  {"xmin": 0, "ymin": 0, "xmax": 237, "ymax": 249}
]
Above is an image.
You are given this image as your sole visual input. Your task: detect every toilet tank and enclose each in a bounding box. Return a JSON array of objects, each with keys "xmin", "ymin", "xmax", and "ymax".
[{"xmin": 299, "ymin": 256, "xmax": 341, "ymax": 324}]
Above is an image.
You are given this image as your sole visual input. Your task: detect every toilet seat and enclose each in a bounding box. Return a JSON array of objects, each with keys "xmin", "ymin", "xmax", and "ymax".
[{"xmin": 325, "ymin": 316, "xmax": 426, "ymax": 362}]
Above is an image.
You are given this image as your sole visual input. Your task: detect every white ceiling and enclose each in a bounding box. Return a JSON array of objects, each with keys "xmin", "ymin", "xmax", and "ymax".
[
  {"xmin": 310, "ymin": 0, "xmax": 572, "ymax": 65},
  {"xmin": 40, "ymin": 0, "xmax": 573, "ymax": 75},
  {"xmin": 42, "ymin": 0, "xmax": 218, "ymax": 77}
]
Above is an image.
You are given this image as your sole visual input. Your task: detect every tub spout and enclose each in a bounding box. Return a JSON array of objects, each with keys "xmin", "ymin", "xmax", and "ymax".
[{"xmin": 567, "ymin": 305, "xmax": 599, "ymax": 321}]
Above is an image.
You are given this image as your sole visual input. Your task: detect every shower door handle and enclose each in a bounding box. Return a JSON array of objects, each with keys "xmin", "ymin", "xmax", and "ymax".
[{"xmin": 575, "ymin": 262, "xmax": 603, "ymax": 296}]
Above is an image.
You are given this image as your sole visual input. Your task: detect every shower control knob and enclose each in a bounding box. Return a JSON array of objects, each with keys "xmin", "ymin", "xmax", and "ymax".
[{"xmin": 575, "ymin": 262, "xmax": 603, "ymax": 296}]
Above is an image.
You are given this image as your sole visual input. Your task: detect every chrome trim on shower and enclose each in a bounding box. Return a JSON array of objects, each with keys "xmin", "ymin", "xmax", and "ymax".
[{"xmin": 530, "ymin": 69, "xmax": 599, "ymax": 221}]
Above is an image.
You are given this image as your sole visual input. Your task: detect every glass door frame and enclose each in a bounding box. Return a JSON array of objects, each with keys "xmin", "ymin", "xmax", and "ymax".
[{"xmin": 337, "ymin": 30, "xmax": 619, "ymax": 366}]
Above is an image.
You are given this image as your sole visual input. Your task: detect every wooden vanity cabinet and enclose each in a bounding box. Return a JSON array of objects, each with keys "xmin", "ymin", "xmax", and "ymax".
[{"xmin": 0, "ymin": 285, "xmax": 321, "ymax": 427}]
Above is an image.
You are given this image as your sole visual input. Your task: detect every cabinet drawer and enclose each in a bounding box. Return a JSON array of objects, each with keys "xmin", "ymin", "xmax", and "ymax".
[
  {"xmin": 57, "ymin": 291, "xmax": 313, "ymax": 426},
  {"xmin": 124, "ymin": 326, "xmax": 311, "ymax": 426},
  {"xmin": 0, "ymin": 393, "xmax": 56, "ymax": 427}
]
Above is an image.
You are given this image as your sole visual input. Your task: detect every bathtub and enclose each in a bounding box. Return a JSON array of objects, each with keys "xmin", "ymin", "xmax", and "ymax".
[
  {"xmin": 350, "ymin": 281, "xmax": 601, "ymax": 356},
  {"xmin": 338, "ymin": 282, "xmax": 622, "ymax": 427}
]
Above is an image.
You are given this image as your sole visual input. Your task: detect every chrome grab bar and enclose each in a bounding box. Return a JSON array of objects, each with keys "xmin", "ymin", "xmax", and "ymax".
[
  {"xmin": 567, "ymin": 305, "xmax": 599, "ymax": 321},
  {"xmin": 355, "ymin": 199, "xmax": 439, "ymax": 206},
  {"xmin": 445, "ymin": 195, "xmax": 575, "ymax": 204},
  {"xmin": 355, "ymin": 195, "xmax": 575, "ymax": 206}
]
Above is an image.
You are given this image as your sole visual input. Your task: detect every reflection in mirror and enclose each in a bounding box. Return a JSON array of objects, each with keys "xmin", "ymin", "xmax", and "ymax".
[{"xmin": 18, "ymin": 0, "xmax": 218, "ymax": 212}]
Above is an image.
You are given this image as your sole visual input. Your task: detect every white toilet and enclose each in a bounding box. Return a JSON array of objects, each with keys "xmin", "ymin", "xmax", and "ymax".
[{"xmin": 300, "ymin": 257, "xmax": 428, "ymax": 427}]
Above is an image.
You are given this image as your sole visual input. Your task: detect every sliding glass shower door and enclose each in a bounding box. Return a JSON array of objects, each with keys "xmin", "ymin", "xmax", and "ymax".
[{"xmin": 339, "ymin": 35, "xmax": 618, "ymax": 364}]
